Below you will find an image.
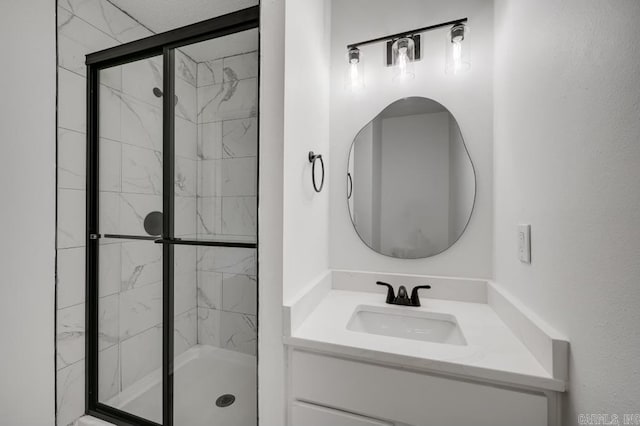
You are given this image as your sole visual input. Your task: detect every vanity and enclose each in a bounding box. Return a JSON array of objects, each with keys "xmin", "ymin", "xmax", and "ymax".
[
  {"xmin": 283, "ymin": 96, "xmax": 568, "ymax": 426},
  {"xmin": 283, "ymin": 271, "xmax": 568, "ymax": 426}
]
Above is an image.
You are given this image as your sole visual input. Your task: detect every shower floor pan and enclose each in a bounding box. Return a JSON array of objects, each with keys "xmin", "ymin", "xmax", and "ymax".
[{"xmin": 107, "ymin": 345, "xmax": 257, "ymax": 426}]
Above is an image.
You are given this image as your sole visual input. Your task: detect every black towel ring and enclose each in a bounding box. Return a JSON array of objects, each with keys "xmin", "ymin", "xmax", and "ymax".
[
  {"xmin": 308, "ymin": 151, "xmax": 325, "ymax": 193},
  {"xmin": 347, "ymin": 172, "xmax": 353, "ymax": 199}
]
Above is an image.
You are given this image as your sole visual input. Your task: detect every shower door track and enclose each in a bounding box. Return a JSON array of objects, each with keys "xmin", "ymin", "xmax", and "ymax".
[{"xmin": 85, "ymin": 7, "xmax": 260, "ymax": 426}]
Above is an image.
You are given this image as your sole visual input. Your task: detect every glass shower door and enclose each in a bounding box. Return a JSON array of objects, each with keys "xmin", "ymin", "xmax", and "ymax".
[
  {"xmin": 170, "ymin": 29, "xmax": 258, "ymax": 426},
  {"xmin": 96, "ymin": 54, "xmax": 164, "ymax": 424},
  {"xmin": 87, "ymin": 7, "xmax": 259, "ymax": 426}
]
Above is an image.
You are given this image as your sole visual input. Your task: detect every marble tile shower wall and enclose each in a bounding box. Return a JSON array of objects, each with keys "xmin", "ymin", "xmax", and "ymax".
[
  {"xmin": 195, "ymin": 51, "xmax": 258, "ymax": 356},
  {"xmin": 56, "ymin": 2, "xmax": 258, "ymax": 424},
  {"xmin": 56, "ymin": 2, "xmax": 198, "ymax": 425},
  {"xmin": 95, "ymin": 48, "xmax": 199, "ymax": 406}
]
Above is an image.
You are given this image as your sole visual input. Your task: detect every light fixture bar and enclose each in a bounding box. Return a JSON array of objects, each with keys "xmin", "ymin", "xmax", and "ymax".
[{"xmin": 346, "ymin": 17, "xmax": 467, "ymax": 50}]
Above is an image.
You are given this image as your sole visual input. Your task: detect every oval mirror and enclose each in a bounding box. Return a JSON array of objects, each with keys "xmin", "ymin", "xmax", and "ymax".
[{"xmin": 347, "ymin": 97, "xmax": 476, "ymax": 259}]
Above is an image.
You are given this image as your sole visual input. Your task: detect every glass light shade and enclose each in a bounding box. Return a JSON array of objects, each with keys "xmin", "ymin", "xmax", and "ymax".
[
  {"xmin": 445, "ymin": 24, "xmax": 471, "ymax": 75},
  {"xmin": 392, "ymin": 37, "xmax": 415, "ymax": 81},
  {"xmin": 345, "ymin": 47, "xmax": 365, "ymax": 91}
]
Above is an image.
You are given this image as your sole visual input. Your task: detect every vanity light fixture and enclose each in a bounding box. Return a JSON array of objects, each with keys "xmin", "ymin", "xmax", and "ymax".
[
  {"xmin": 346, "ymin": 17, "xmax": 468, "ymax": 85},
  {"xmin": 346, "ymin": 47, "xmax": 365, "ymax": 91},
  {"xmin": 391, "ymin": 37, "xmax": 416, "ymax": 80},
  {"xmin": 446, "ymin": 23, "xmax": 470, "ymax": 75}
]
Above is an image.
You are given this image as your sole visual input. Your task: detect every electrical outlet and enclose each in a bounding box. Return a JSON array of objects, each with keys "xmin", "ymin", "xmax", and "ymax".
[{"xmin": 518, "ymin": 224, "xmax": 531, "ymax": 264}]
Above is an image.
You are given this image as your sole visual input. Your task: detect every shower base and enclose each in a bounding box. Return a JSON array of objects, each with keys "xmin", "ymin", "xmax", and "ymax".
[{"xmin": 106, "ymin": 344, "xmax": 257, "ymax": 425}]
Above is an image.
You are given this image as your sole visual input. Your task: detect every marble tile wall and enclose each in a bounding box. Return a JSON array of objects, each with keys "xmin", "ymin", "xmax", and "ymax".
[
  {"xmin": 56, "ymin": 2, "xmax": 199, "ymax": 424},
  {"xmin": 195, "ymin": 50, "xmax": 258, "ymax": 356},
  {"xmin": 57, "ymin": 3, "xmax": 259, "ymax": 424},
  {"xmin": 196, "ymin": 248, "xmax": 258, "ymax": 355},
  {"xmin": 92, "ymin": 47, "xmax": 199, "ymax": 413},
  {"xmin": 57, "ymin": 3, "xmax": 154, "ymax": 424},
  {"xmin": 196, "ymin": 50, "xmax": 258, "ymax": 241}
]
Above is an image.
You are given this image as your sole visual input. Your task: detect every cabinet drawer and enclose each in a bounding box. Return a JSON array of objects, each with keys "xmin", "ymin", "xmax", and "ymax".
[
  {"xmin": 291, "ymin": 350, "xmax": 547, "ymax": 426},
  {"xmin": 292, "ymin": 401, "xmax": 393, "ymax": 426}
]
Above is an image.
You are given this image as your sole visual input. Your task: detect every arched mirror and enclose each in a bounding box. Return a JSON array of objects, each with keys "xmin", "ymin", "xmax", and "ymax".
[{"xmin": 347, "ymin": 97, "xmax": 476, "ymax": 259}]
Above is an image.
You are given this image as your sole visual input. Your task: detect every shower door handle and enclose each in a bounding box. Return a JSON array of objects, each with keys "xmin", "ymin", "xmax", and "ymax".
[
  {"xmin": 154, "ymin": 237, "xmax": 257, "ymax": 249},
  {"xmin": 154, "ymin": 237, "xmax": 182, "ymax": 244}
]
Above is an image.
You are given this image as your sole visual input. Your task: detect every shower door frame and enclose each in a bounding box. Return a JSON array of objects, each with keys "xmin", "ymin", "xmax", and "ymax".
[{"xmin": 85, "ymin": 7, "xmax": 260, "ymax": 426}]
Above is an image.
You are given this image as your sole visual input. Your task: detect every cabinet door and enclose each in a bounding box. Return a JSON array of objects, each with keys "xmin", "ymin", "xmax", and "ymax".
[
  {"xmin": 291, "ymin": 350, "xmax": 548, "ymax": 426},
  {"xmin": 291, "ymin": 401, "xmax": 393, "ymax": 426}
]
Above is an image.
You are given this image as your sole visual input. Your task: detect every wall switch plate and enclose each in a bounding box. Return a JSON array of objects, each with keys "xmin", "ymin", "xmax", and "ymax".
[{"xmin": 518, "ymin": 224, "xmax": 531, "ymax": 264}]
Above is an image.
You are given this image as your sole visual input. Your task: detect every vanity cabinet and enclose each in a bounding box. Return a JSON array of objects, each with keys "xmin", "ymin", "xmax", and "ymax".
[
  {"xmin": 292, "ymin": 401, "xmax": 393, "ymax": 426},
  {"xmin": 288, "ymin": 349, "xmax": 550, "ymax": 426}
]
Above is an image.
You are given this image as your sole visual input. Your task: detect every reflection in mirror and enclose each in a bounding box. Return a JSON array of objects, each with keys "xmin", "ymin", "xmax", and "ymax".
[{"xmin": 348, "ymin": 97, "xmax": 475, "ymax": 259}]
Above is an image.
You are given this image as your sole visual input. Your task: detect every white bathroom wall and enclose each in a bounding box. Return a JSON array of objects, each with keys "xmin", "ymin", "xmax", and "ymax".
[
  {"xmin": 493, "ymin": 0, "xmax": 640, "ymax": 422},
  {"xmin": 0, "ymin": 1, "xmax": 56, "ymax": 424},
  {"xmin": 329, "ymin": 0, "xmax": 494, "ymax": 277},
  {"xmin": 282, "ymin": 0, "xmax": 332, "ymax": 301},
  {"xmin": 259, "ymin": 0, "xmax": 287, "ymax": 424}
]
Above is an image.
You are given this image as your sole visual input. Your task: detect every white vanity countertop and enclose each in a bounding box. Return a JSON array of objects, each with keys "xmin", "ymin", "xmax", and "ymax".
[{"xmin": 284, "ymin": 288, "xmax": 567, "ymax": 392}]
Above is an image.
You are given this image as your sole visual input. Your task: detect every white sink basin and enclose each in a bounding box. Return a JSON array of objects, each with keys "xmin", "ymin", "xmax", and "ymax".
[{"xmin": 346, "ymin": 305, "xmax": 467, "ymax": 346}]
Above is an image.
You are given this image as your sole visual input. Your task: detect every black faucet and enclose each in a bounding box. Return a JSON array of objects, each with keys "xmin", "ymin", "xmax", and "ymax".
[{"xmin": 376, "ymin": 281, "xmax": 431, "ymax": 307}]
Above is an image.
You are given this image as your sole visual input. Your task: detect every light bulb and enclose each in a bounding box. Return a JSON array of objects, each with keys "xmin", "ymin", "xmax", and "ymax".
[
  {"xmin": 452, "ymin": 40, "xmax": 462, "ymax": 74},
  {"xmin": 350, "ymin": 59, "xmax": 359, "ymax": 84},
  {"xmin": 398, "ymin": 46, "xmax": 408, "ymax": 78}
]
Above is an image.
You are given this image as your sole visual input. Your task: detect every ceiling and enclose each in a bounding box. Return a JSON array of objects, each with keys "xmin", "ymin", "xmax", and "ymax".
[{"xmin": 107, "ymin": 0, "xmax": 258, "ymax": 62}]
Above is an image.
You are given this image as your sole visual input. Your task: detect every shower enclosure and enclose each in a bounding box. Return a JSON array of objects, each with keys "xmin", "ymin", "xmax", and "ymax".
[{"xmin": 85, "ymin": 7, "xmax": 259, "ymax": 426}]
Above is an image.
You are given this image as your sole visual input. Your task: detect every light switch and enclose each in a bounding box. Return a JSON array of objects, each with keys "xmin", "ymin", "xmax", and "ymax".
[{"xmin": 518, "ymin": 224, "xmax": 531, "ymax": 264}]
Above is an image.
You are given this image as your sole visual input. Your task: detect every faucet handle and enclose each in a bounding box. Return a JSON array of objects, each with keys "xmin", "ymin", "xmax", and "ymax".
[
  {"xmin": 409, "ymin": 285, "xmax": 432, "ymax": 307},
  {"xmin": 376, "ymin": 281, "xmax": 396, "ymax": 304}
]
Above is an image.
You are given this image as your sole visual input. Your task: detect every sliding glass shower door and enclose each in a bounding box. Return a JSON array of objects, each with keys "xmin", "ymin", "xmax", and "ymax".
[
  {"xmin": 94, "ymin": 53, "xmax": 165, "ymax": 423},
  {"xmin": 86, "ymin": 8, "xmax": 258, "ymax": 426},
  {"xmin": 170, "ymin": 32, "xmax": 258, "ymax": 426}
]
